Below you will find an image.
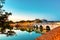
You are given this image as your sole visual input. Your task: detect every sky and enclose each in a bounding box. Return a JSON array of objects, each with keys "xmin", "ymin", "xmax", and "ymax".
[{"xmin": 2, "ymin": 0, "xmax": 60, "ymax": 22}]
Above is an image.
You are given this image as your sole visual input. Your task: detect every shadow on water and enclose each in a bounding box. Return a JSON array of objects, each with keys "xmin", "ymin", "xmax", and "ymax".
[
  {"xmin": 0, "ymin": 28, "xmax": 44, "ymax": 37},
  {"xmin": 6, "ymin": 31, "xmax": 16, "ymax": 37},
  {"xmin": 0, "ymin": 30, "xmax": 16, "ymax": 37}
]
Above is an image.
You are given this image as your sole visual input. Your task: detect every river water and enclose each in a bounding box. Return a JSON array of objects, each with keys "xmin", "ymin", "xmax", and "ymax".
[{"xmin": 0, "ymin": 30, "xmax": 41, "ymax": 40}]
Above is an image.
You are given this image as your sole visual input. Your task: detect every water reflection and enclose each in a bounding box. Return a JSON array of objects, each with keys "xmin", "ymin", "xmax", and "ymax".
[
  {"xmin": 0, "ymin": 30, "xmax": 41, "ymax": 40},
  {"xmin": 6, "ymin": 31, "xmax": 16, "ymax": 37},
  {"xmin": 0, "ymin": 30, "xmax": 16, "ymax": 37},
  {"xmin": 0, "ymin": 27, "xmax": 44, "ymax": 36},
  {"xmin": 0, "ymin": 29, "xmax": 41, "ymax": 36}
]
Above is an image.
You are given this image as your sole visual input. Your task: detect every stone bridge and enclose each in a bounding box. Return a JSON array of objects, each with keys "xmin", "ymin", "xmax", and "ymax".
[{"xmin": 34, "ymin": 22, "xmax": 60, "ymax": 30}]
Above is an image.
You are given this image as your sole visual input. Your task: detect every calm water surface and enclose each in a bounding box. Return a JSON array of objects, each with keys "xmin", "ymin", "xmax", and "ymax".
[{"xmin": 0, "ymin": 30, "xmax": 41, "ymax": 40}]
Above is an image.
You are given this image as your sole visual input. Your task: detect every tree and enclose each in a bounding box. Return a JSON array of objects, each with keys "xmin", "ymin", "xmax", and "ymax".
[
  {"xmin": 35, "ymin": 19, "xmax": 42, "ymax": 23},
  {"xmin": 15, "ymin": 23, "xmax": 19, "ymax": 29},
  {"xmin": 0, "ymin": 12, "xmax": 12, "ymax": 33},
  {"xmin": 42, "ymin": 19, "xmax": 47, "ymax": 22},
  {"xmin": 0, "ymin": 0, "xmax": 5, "ymax": 8},
  {"xmin": 0, "ymin": 0, "xmax": 13, "ymax": 33},
  {"xmin": 19, "ymin": 20, "xmax": 25, "ymax": 23}
]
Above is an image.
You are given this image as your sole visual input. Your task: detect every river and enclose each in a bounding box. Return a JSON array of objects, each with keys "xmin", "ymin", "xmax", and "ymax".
[{"xmin": 0, "ymin": 30, "xmax": 41, "ymax": 40}]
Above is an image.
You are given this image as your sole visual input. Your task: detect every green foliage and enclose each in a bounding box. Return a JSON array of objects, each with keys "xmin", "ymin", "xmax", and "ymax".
[
  {"xmin": 35, "ymin": 19, "xmax": 42, "ymax": 23},
  {"xmin": 0, "ymin": 12, "xmax": 12, "ymax": 30},
  {"xmin": 5, "ymin": 12, "xmax": 12, "ymax": 15},
  {"xmin": 0, "ymin": 0, "xmax": 5, "ymax": 8},
  {"xmin": 0, "ymin": 0, "xmax": 13, "ymax": 33},
  {"xmin": 20, "ymin": 28, "xmax": 25, "ymax": 31}
]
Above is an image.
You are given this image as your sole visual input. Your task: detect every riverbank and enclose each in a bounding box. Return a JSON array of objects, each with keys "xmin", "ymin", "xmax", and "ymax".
[{"xmin": 36, "ymin": 26, "xmax": 60, "ymax": 40}]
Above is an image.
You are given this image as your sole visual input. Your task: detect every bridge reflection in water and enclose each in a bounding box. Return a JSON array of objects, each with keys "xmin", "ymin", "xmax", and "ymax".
[{"xmin": 0, "ymin": 30, "xmax": 41, "ymax": 40}]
